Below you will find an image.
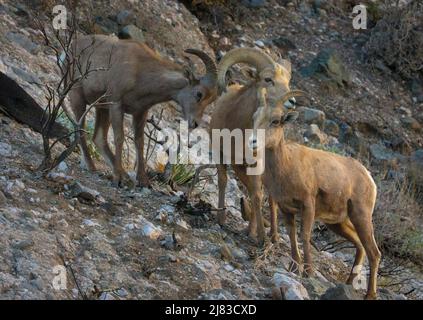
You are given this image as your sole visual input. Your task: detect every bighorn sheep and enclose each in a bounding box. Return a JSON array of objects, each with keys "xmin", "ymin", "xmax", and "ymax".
[
  {"xmin": 67, "ymin": 35, "xmax": 217, "ymax": 186},
  {"xmin": 249, "ymin": 88, "xmax": 381, "ymax": 299},
  {"xmin": 209, "ymin": 48, "xmax": 301, "ymax": 244}
]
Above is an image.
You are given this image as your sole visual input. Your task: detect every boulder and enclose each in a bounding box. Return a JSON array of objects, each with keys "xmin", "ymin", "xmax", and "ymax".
[
  {"xmin": 400, "ymin": 116, "xmax": 422, "ymax": 132},
  {"xmin": 242, "ymin": 0, "xmax": 266, "ymax": 8},
  {"xmin": 6, "ymin": 32, "xmax": 39, "ymax": 54},
  {"xmin": 323, "ymin": 119, "xmax": 339, "ymax": 137},
  {"xmin": 0, "ymin": 190, "xmax": 7, "ymax": 206},
  {"xmin": 118, "ymin": 25, "xmax": 145, "ymax": 42},
  {"xmin": 369, "ymin": 143, "xmax": 403, "ymax": 165},
  {"xmin": 300, "ymin": 49, "xmax": 351, "ymax": 89},
  {"xmin": 320, "ymin": 284, "xmax": 362, "ymax": 300},
  {"xmin": 304, "ymin": 124, "xmax": 326, "ymax": 144},
  {"xmin": 0, "ymin": 142, "xmax": 12, "ymax": 157},
  {"xmin": 272, "ymin": 273, "xmax": 310, "ymax": 300},
  {"xmin": 297, "ymin": 107, "xmax": 326, "ymax": 126},
  {"xmin": 116, "ymin": 10, "xmax": 134, "ymax": 25}
]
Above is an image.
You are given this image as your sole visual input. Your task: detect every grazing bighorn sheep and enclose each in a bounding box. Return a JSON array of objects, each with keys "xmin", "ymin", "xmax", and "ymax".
[
  {"xmin": 67, "ymin": 35, "xmax": 217, "ymax": 186},
  {"xmin": 249, "ymin": 88, "xmax": 381, "ymax": 299},
  {"xmin": 209, "ymin": 47, "xmax": 301, "ymax": 245}
]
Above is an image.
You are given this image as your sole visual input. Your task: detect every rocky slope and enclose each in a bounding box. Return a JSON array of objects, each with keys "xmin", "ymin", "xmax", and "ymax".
[{"xmin": 0, "ymin": 0, "xmax": 422, "ymax": 299}]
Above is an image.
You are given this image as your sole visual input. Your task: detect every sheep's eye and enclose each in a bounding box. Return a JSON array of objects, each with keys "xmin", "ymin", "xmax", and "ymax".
[
  {"xmin": 264, "ymin": 77, "xmax": 273, "ymax": 84},
  {"xmin": 271, "ymin": 119, "xmax": 280, "ymax": 126},
  {"xmin": 196, "ymin": 91, "xmax": 203, "ymax": 102}
]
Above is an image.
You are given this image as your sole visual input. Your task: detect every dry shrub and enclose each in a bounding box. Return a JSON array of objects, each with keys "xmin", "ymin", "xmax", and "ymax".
[
  {"xmin": 407, "ymin": 163, "xmax": 423, "ymax": 204},
  {"xmin": 365, "ymin": 0, "xmax": 423, "ymax": 79},
  {"xmin": 374, "ymin": 174, "xmax": 423, "ymax": 265}
]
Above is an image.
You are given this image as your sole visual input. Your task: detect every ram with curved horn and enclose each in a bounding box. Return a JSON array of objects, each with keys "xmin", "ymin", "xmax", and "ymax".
[
  {"xmin": 209, "ymin": 47, "xmax": 306, "ymax": 245},
  {"xmin": 66, "ymin": 35, "xmax": 217, "ymax": 187}
]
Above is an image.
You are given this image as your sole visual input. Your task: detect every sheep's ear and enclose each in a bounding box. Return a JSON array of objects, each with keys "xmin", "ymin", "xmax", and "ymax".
[{"xmin": 281, "ymin": 111, "xmax": 298, "ymax": 125}]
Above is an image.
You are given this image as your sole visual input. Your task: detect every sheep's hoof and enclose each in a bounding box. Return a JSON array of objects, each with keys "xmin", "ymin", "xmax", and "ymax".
[
  {"xmin": 302, "ymin": 268, "xmax": 314, "ymax": 278},
  {"xmin": 136, "ymin": 175, "xmax": 151, "ymax": 188},
  {"xmin": 112, "ymin": 172, "xmax": 134, "ymax": 189},
  {"xmin": 364, "ymin": 293, "xmax": 377, "ymax": 300},
  {"xmin": 288, "ymin": 261, "xmax": 301, "ymax": 274},
  {"xmin": 217, "ymin": 210, "xmax": 227, "ymax": 226},
  {"xmin": 270, "ymin": 233, "xmax": 280, "ymax": 243}
]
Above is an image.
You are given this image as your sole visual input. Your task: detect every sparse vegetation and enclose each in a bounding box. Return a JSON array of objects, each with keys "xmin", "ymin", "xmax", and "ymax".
[
  {"xmin": 366, "ymin": 0, "xmax": 423, "ymax": 79},
  {"xmin": 374, "ymin": 174, "xmax": 423, "ymax": 265}
]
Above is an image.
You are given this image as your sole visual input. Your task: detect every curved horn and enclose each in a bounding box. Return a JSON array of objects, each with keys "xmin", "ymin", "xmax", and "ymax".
[
  {"xmin": 185, "ymin": 49, "xmax": 217, "ymax": 88},
  {"xmin": 278, "ymin": 90, "xmax": 310, "ymax": 104},
  {"xmin": 217, "ymin": 48, "xmax": 276, "ymax": 92}
]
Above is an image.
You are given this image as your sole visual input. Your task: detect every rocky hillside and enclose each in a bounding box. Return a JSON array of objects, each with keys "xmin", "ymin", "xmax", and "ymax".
[{"xmin": 0, "ymin": 0, "xmax": 422, "ymax": 299}]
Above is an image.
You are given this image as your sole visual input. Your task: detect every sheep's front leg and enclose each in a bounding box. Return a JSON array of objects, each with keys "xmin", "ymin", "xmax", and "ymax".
[
  {"xmin": 216, "ymin": 164, "xmax": 228, "ymax": 225},
  {"xmin": 301, "ymin": 198, "xmax": 316, "ymax": 277},
  {"xmin": 269, "ymin": 196, "xmax": 279, "ymax": 243},
  {"xmin": 133, "ymin": 110, "xmax": 150, "ymax": 188},
  {"xmin": 109, "ymin": 104, "xmax": 126, "ymax": 186},
  {"xmin": 283, "ymin": 212, "xmax": 302, "ymax": 274},
  {"xmin": 251, "ymin": 178, "xmax": 265, "ymax": 246}
]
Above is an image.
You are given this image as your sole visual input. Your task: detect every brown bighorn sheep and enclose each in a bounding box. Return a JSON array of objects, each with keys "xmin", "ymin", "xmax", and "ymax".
[
  {"xmin": 209, "ymin": 48, "xmax": 301, "ymax": 245},
  {"xmin": 249, "ymin": 88, "xmax": 381, "ymax": 299},
  {"xmin": 68, "ymin": 35, "xmax": 217, "ymax": 186}
]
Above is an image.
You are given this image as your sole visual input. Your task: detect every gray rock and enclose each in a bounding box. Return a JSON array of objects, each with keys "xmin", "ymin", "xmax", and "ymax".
[
  {"xmin": 300, "ymin": 48, "xmax": 351, "ymax": 88},
  {"xmin": 242, "ymin": 0, "xmax": 266, "ymax": 8},
  {"xmin": 69, "ymin": 182, "xmax": 100, "ymax": 202},
  {"xmin": 199, "ymin": 289, "xmax": 236, "ymax": 300},
  {"xmin": 304, "ymin": 124, "xmax": 325, "ymax": 144},
  {"xmin": 12, "ymin": 239, "xmax": 34, "ymax": 250},
  {"xmin": 6, "ymin": 32, "xmax": 39, "ymax": 54},
  {"xmin": 254, "ymin": 40, "xmax": 265, "ymax": 48},
  {"xmin": 11, "ymin": 66, "xmax": 41, "ymax": 85},
  {"xmin": 118, "ymin": 25, "xmax": 145, "ymax": 42},
  {"xmin": 298, "ymin": 107, "xmax": 326, "ymax": 126},
  {"xmin": 320, "ymin": 284, "xmax": 362, "ymax": 300},
  {"xmin": 411, "ymin": 149, "xmax": 423, "ymax": 164},
  {"xmin": 271, "ymin": 36, "xmax": 296, "ymax": 51},
  {"xmin": 57, "ymin": 161, "xmax": 68, "ymax": 173},
  {"xmin": 138, "ymin": 216, "xmax": 162, "ymax": 240},
  {"xmin": 0, "ymin": 190, "xmax": 7, "ymax": 206},
  {"xmin": 369, "ymin": 144, "xmax": 400, "ymax": 163},
  {"xmin": 400, "ymin": 116, "xmax": 422, "ymax": 132},
  {"xmin": 323, "ymin": 119, "xmax": 339, "ymax": 137},
  {"xmin": 0, "ymin": 142, "xmax": 12, "ymax": 157},
  {"xmin": 272, "ymin": 273, "xmax": 310, "ymax": 300},
  {"xmin": 378, "ymin": 288, "xmax": 407, "ymax": 300},
  {"xmin": 410, "ymin": 77, "xmax": 423, "ymax": 103},
  {"xmin": 116, "ymin": 10, "xmax": 134, "ymax": 25},
  {"xmin": 46, "ymin": 172, "xmax": 74, "ymax": 185},
  {"xmin": 5, "ymin": 180, "xmax": 25, "ymax": 198},
  {"xmin": 302, "ymin": 277, "xmax": 334, "ymax": 300}
]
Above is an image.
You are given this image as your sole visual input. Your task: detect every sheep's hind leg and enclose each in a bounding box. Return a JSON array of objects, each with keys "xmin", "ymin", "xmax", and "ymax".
[
  {"xmin": 133, "ymin": 111, "xmax": 150, "ymax": 188},
  {"xmin": 348, "ymin": 203, "xmax": 381, "ymax": 300},
  {"xmin": 325, "ymin": 219, "xmax": 365, "ymax": 285},
  {"xmin": 109, "ymin": 104, "xmax": 128, "ymax": 187},
  {"xmin": 70, "ymin": 87, "xmax": 96, "ymax": 172},
  {"xmin": 93, "ymin": 108, "xmax": 114, "ymax": 168}
]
